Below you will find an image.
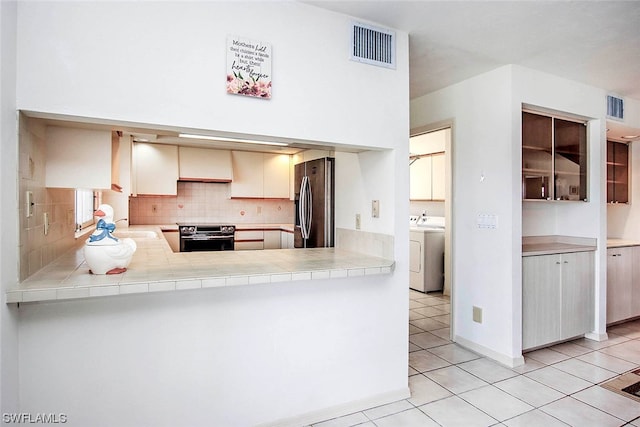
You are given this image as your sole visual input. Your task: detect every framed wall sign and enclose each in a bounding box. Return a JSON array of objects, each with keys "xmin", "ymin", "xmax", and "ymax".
[{"xmin": 226, "ymin": 36, "xmax": 272, "ymax": 99}]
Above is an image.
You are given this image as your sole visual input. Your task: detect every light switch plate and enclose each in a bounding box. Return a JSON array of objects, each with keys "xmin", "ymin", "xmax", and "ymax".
[
  {"xmin": 372, "ymin": 200, "xmax": 380, "ymax": 218},
  {"xmin": 355, "ymin": 213, "xmax": 361, "ymax": 230},
  {"xmin": 477, "ymin": 213, "xmax": 498, "ymax": 229}
]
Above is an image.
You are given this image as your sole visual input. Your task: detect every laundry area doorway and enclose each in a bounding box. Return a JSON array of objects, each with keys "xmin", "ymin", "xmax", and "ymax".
[{"xmin": 408, "ymin": 125, "xmax": 454, "ymax": 341}]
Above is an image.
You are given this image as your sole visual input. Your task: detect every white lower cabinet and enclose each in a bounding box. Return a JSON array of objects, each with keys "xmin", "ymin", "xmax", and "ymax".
[
  {"xmin": 607, "ymin": 246, "xmax": 640, "ymax": 324},
  {"xmin": 234, "ymin": 230, "xmax": 264, "ymax": 250},
  {"xmin": 280, "ymin": 231, "xmax": 294, "ymax": 249},
  {"xmin": 264, "ymin": 230, "xmax": 281, "ymax": 250},
  {"xmin": 522, "ymin": 251, "xmax": 594, "ymax": 351}
]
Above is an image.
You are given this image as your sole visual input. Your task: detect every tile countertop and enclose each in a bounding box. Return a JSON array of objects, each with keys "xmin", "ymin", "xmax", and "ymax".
[
  {"xmin": 7, "ymin": 226, "xmax": 394, "ymax": 304},
  {"xmin": 522, "ymin": 235, "xmax": 597, "ymax": 257}
]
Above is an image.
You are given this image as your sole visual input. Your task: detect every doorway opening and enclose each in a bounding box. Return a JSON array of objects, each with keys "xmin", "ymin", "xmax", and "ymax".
[{"xmin": 408, "ymin": 124, "xmax": 454, "ymax": 343}]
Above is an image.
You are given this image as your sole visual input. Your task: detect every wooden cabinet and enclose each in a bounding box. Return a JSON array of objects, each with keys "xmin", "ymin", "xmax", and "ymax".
[
  {"xmin": 178, "ymin": 147, "xmax": 233, "ymax": 182},
  {"xmin": 522, "ymin": 111, "xmax": 587, "ymax": 201},
  {"xmin": 607, "ymin": 140, "xmax": 629, "ymax": 204},
  {"xmin": 523, "ymin": 251, "xmax": 594, "ymax": 350},
  {"xmin": 132, "ymin": 143, "xmax": 179, "ymax": 195},
  {"xmin": 230, "ymin": 151, "xmax": 290, "ymax": 198},
  {"xmin": 45, "ymin": 126, "xmax": 113, "ymax": 189},
  {"xmin": 607, "ymin": 246, "xmax": 640, "ymax": 324}
]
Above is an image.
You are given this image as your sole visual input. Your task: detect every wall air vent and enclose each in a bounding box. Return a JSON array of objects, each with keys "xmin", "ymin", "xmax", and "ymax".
[
  {"xmin": 607, "ymin": 94, "xmax": 624, "ymax": 120},
  {"xmin": 350, "ymin": 22, "xmax": 396, "ymax": 69}
]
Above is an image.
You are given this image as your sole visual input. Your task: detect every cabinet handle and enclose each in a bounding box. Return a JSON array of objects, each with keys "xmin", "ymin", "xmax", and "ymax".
[
  {"xmin": 564, "ymin": 261, "xmax": 569, "ymax": 264},
  {"xmin": 556, "ymin": 261, "xmax": 561, "ymax": 264}
]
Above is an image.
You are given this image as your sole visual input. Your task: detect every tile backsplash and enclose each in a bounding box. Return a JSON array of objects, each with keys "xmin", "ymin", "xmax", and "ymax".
[
  {"xmin": 19, "ymin": 115, "xmax": 78, "ymax": 281},
  {"xmin": 129, "ymin": 181, "xmax": 294, "ymax": 225}
]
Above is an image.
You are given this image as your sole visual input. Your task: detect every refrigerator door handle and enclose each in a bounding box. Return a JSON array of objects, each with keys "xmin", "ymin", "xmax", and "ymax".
[
  {"xmin": 304, "ymin": 176, "xmax": 312, "ymax": 240},
  {"xmin": 299, "ymin": 175, "xmax": 312, "ymax": 241},
  {"xmin": 298, "ymin": 176, "xmax": 306, "ymax": 239}
]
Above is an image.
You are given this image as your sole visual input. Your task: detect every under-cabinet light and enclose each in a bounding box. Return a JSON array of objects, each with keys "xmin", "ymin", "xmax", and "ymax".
[{"xmin": 178, "ymin": 133, "xmax": 288, "ymax": 146}]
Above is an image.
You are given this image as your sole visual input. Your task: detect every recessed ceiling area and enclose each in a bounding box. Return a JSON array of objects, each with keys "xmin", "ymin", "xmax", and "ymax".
[{"xmin": 21, "ymin": 110, "xmax": 371, "ymax": 155}]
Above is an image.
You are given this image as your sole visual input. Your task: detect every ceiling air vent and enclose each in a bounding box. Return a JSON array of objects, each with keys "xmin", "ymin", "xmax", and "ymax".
[
  {"xmin": 350, "ymin": 22, "xmax": 396, "ymax": 69},
  {"xmin": 607, "ymin": 94, "xmax": 624, "ymax": 120}
]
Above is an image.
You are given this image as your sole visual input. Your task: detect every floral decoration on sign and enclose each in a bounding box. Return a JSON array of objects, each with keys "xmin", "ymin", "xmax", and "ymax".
[{"xmin": 226, "ymin": 36, "xmax": 272, "ymax": 99}]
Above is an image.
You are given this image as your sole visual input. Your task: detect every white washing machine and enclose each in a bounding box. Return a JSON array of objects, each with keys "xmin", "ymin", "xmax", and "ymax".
[{"xmin": 409, "ymin": 216, "xmax": 445, "ymax": 292}]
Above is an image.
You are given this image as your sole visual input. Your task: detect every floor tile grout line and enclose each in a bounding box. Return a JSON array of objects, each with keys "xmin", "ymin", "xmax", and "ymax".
[{"xmin": 408, "ymin": 292, "xmax": 640, "ymax": 427}]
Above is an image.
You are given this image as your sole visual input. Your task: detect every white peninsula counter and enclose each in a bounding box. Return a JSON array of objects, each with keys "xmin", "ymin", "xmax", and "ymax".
[{"xmin": 6, "ymin": 225, "xmax": 394, "ymax": 304}]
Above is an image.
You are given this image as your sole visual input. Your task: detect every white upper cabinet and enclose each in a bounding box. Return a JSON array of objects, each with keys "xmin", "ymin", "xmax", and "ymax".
[
  {"xmin": 132, "ymin": 142, "xmax": 179, "ymax": 195},
  {"xmin": 45, "ymin": 126, "xmax": 113, "ymax": 189},
  {"xmin": 230, "ymin": 151, "xmax": 264, "ymax": 198},
  {"xmin": 263, "ymin": 154, "xmax": 290, "ymax": 198},
  {"xmin": 431, "ymin": 153, "xmax": 446, "ymax": 200},
  {"xmin": 230, "ymin": 151, "xmax": 290, "ymax": 198},
  {"xmin": 409, "ymin": 129, "xmax": 446, "ymax": 201},
  {"xmin": 410, "ymin": 156, "xmax": 432, "ymax": 200},
  {"xmin": 178, "ymin": 147, "xmax": 233, "ymax": 182}
]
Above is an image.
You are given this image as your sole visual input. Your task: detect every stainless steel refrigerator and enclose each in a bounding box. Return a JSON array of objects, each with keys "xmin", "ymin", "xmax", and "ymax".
[{"xmin": 294, "ymin": 157, "xmax": 335, "ymax": 248}]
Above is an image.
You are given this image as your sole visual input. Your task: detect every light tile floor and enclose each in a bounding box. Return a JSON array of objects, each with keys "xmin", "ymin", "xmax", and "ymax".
[{"xmin": 313, "ymin": 289, "xmax": 640, "ymax": 427}]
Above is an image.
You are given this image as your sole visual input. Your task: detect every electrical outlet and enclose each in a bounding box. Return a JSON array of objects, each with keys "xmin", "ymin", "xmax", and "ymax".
[
  {"xmin": 355, "ymin": 213, "xmax": 361, "ymax": 230},
  {"xmin": 44, "ymin": 212, "xmax": 49, "ymax": 236},
  {"xmin": 473, "ymin": 306, "xmax": 483, "ymax": 323},
  {"xmin": 26, "ymin": 191, "xmax": 34, "ymax": 217}
]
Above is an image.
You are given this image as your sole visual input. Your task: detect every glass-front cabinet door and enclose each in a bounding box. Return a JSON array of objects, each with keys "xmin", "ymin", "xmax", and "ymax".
[
  {"xmin": 554, "ymin": 118, "xmax": 587, "ymax": 201},
  {"xmin": 522, "ymin": 112, "xmax": 553, "ymax": 200},
  {"xmin": 607, "ymin": 140, "xmax": 629, "ymax": 203},
  {"xmin": 522, "ymin": 110, "xmax": 588, "ymax": 202}
]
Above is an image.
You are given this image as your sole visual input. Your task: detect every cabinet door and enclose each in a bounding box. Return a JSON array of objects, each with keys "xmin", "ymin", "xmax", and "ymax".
[
  {"xmin": 45, "ymin": 127, "xmax": 113, "ymax": 189},
  {"xmin": 263, "ymin": 154, "xmax": 290, "ymax": 198},
  {"xmin": 607, "ymin": 247, "xmax": 634, "ymax": 323},
  {"xmin": 522, "ymin": 254, "xmax": 561, "ymax": 350},
  {"xmin": 554, "ymin": 118, "xmax": 587, "ymax": 201},
  {"xmin": 178, "ymin": 147, "xmax": 233, "ymax": 182},
  {"xmin": 264, "ymin": 230, "xmax": 281, "ymax": 249},
  {"xmin": 522, "ymin": 112, "xmax": 553, "ymax": 200},
  {"xmin": 230, "ymin": 151, "xmax": 264, "ymax": 198},
  {"xmin": 632, "ymin": 247, "xmax": 640, "ymax": 319},
  {"xmin": 560, "ymin": 251, "xmax": 594, "ymax": 339},
  {"xmin": 431, "ymin": 153, "xmax": 445, "ymax": 200},
  {"xmin": 133, "ymin": 143, "xmax": 178, "ymax": 195},
  {"xmin": 607, "ymin": 141, "xmax": 629, "ymax": 204},
  {"xmin": 410, "ymin": 156, "xmax": 432, "ymax": 200}
]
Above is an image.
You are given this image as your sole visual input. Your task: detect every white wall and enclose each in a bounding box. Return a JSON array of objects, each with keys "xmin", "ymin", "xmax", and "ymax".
[
  {"xmin": 607, "ymin": 96, "xmax": 640, "ymax": 239},
  {"xmin": 410, "ymin": 65, "xmax": 608, "ymax": 365},
  {"xmin": 11, "ymin": 2, "xmax": 410, "ymax": 425},
  {"xmin": 19, "ymin": 277, "xmax": 408, "ymax": 427},
  {"xmin": 16, "ymin": 2, "xmax": 406, "ymax": 151},
  {"xmin": 0, "ymin": 0, "xmax": 20, "ymax": 416}
]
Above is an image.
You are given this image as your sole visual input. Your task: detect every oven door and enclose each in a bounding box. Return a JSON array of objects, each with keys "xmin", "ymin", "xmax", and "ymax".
[{"xmin": 180, "ymin": 235, "xmax": 235, "ymax": 252}]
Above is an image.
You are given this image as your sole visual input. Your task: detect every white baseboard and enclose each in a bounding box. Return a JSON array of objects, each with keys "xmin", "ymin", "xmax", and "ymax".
[
  {"xmin": 256, "ymin": 387, "xmax": 410, "ymax": 427},
  {"xmin": 585, "ymin": 331, "xmax": 608, "ymax": 342},
  {"xmin": 454, "ymin": 335, "xmax": 525, "ymax": 368}
]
